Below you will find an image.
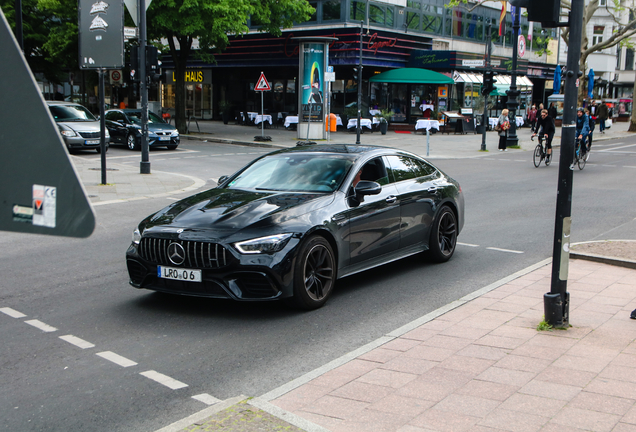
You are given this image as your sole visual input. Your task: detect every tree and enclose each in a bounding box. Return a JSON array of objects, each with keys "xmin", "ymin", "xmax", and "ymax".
[{"xmin": 147, "ymin": 0, "xmax": 314, "ymax": 133}]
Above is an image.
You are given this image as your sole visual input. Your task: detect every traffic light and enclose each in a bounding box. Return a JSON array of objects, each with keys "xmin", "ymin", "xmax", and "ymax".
[
  {"xmin": 481, "ymin": 70, "xmax": 497, "ymax": 96},
  {"xmin": 129, "ymin": 45, "xmax": 162, "ymax": 82},
  {"xmin": 510, "ymin": 0, "xmax": 561, "ymax": 27}
]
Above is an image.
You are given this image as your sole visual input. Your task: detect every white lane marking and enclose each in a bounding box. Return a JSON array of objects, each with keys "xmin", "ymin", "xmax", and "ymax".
[
  {"xmin": 59, "ymin": 335, "xmax": 95, "ymax": 349},
  {"xmin": 96, "ymin": 351, "xmax": 138, "ymax": 367},
  {"xmin": 598, "ymin": 142, "xmax": 633, "ymax": 151},
  {"xmin": 486, "ymin": 247, "xmax": 524, "ymax": 254},
  {"xmin": 140, "ymin": 370, "xmax": 188, "ymax": 390},
  {"xmin": 192, "ymin": 394, "xmax": 221, "ymax": 405},
  {"xmin": 25, "ymin": 319, "xmax": 57, "ymax": 332},
  {"xmin": 0, "ymin": 307, "xmax": 26, "ymax": 318},
  {"xmin": 458, "ymin": 242, "xmax": 479, "ymax": 247},
  {"xmin": 166, "ymin": 197, "xmax": 180, "ymax": 200},
  {"xmin": 601, "ymin": 165, "xmax": 617, "ymax": 167},
  {"xmin": 183, "ymin": 156, "xmax": 198, "ymax": 159},
  {"xmin": 625, "ymin": 166, "xmax": 636, "ymax": 169}
]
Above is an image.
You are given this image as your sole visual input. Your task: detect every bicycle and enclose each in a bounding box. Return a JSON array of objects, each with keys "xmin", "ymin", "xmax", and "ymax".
[
  {"xmin": 574, "ymin": 136, "xmax": 587, "ymax": 170},
  {"xmin": 532, "ymin": 134, "xmax": 551, "ymax": 167}
]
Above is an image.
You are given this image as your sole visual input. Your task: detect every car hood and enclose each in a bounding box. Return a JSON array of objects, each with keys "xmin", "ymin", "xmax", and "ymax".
[
  {"xmin": 148, "ymin": 123, "xmax": 176, "ymax": 133},
  {"xmin": 141, "ymin": 188, "xmax": 334, "ymax": 236},
  {"xmin": 57, "ymin": 120, "xmax": 102, "ymax": 132}
]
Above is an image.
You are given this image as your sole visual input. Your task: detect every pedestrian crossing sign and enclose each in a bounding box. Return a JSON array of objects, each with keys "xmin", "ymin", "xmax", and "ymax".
[{"xmin": 255, "ymin": 72, "xmax": 271, "ymax": 91}]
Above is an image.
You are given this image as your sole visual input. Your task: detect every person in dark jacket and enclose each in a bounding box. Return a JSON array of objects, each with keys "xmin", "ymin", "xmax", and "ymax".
[
  {"xmin": 532, "ymin": 109, "xmax": 555, "ymax": 159},
  {"xmin": 548, "ymin": 102, "xmax": 557, "ymax": 119},
  {"xmin": 597, "ymin": 100, "xmax": 609, "ymax": 133},
  {"xmin": 586, "ymin": 108, "xmax": 595, "ymax": 152},
  {"xmin": 576, "ymin": 107, "xmax": 591, "ymax": 159}
]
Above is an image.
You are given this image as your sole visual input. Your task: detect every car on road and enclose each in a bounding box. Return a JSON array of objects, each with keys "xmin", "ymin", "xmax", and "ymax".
[
  {"xmin": 104, "ymin": 109, "xmax": 179, "ymax": 150},
  {"xmin": 126, "ymin": 145, "xmax": 463, "ymax": 309},
  {"xmin": 47, "ymin": 101, "xmax": 109, "ymax": 153}
]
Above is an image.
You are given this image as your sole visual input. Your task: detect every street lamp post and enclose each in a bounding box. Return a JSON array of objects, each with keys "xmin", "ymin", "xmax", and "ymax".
[
  {"xmin": 356, "ymin": 20, "xmax": 363, "ymax": 145},
  {"xmin": 506, "ymin": 7, "xmax": 521, "ymax": 147}
]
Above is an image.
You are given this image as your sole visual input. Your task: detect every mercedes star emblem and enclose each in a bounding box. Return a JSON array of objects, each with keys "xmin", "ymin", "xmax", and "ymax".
[{"xmin": 167, "ymin": 242, "xmax": 185, "ymax": 265}]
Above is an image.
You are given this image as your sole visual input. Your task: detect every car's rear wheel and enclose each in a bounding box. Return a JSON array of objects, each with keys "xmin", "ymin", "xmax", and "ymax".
[
  {"xmin": 290, "ymin": 236, "xmax": 335, "ymax": 310},
  {"xmin": 127, "ymin": 133, "xmax": 138, "ymax": 151},
  {"xmin": 428, "ymin": 206, "xmax": 457, "ymax": 263}
]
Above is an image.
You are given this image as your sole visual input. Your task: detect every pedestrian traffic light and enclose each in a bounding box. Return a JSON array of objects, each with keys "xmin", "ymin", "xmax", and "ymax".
[
  {"xmin": 129, "ymin": 45, "xmax": 162, "ymax": 82},
  {"xmin": 509, "ymin": 0, "xmax": 561, "ymax": 27},
  {"xmin": 481, "ymin": 70, "xmax": 497, "ymax": 96}
]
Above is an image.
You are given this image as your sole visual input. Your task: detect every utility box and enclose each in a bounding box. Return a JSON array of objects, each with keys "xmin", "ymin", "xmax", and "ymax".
[{"xmin": 325, "ymin": 113, "xmax": 337, "ymax": 132}]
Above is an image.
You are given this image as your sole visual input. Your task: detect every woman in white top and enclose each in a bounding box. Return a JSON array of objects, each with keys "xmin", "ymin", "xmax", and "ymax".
[{"xmin": 497, "ymin": 109, "xmax": 510, "ymax": 151}]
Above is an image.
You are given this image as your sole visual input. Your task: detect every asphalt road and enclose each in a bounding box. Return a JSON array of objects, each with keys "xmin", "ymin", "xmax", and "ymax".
[{"xmin": 2, "ymin": 136, "xmax": 636, "ymax": 431}]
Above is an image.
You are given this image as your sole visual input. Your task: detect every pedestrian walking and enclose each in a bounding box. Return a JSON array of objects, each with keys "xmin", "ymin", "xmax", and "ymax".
[
  {"xmin": 528, "ymin": 105, "xmax": 537, "ymax": 132},
  {"xmin": 548, "ymin": 102, "xmax": 557, "ymax": 120},
  {"xmin": 496, "ymin": 109, "xmax": 510, "ymax": 151},
  {"xmin": 597, "ymin": 100, "xmax": 609, "ymax": 133}
]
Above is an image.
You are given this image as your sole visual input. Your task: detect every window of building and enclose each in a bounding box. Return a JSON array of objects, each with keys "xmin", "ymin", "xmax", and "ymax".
[
  {"xmin": 406, "ymin": 11, "xmax": 420, "ymax": 31},
  {"xmin": 322, "ymin": 0, "xmax": 341, "ymax": 21},
  {"xmin": 422, "ymin": 5, "xmax": 443, "ymax": 35},
  {"xmin": 350, "ymin": 1, "xmax": 365, "ymax": 21},
  {"xmin": 308, "ymin": 2, "xmax": 318, "ymax": 22},
  {"xmin": 626, "ymin": 48, "xmax": 634, "ymax": 71},
  {"xmin": 593, "ymin": 25, "xmax": 604, "ymax": 46},
  {"xmin": 599, "ymin": 0, "xmax": 606, "ymax": 5}
]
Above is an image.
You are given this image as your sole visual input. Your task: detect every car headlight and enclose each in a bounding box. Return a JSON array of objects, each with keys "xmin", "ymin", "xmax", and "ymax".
[
  {"xmin": 104, "ymin": 130, "xmax": 110, "ymax": 138},
  {"xmin": 234, "ymin": 233, "xmax": 293, "ymax": 254},
  {"xmin": 132, "ymin": 228, "xmax": 141, "ymax": 245},
  {"xmin": 171, "ymin": 130, "xmax": 179, "ymax": 137},
  {"xmin": 60, "ymin": 130, "xmax": 77, "ymax": 137}
]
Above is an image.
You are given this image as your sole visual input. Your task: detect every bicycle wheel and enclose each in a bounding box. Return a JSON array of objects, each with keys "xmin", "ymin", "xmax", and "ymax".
[
  {"xmin": 533, "ymin": 144, "xmax": 542, "ymax": 167},
  {"xmin": 545, "ymin": 151, "xmax": 551, "ymax": 166},
  {"xmin": 578, "ymin": 153, "xmax": 586, "ymax": 170}
]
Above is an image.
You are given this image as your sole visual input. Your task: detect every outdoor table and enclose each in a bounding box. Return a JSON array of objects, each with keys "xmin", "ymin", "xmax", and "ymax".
[
  {"xmin": 415, "ymin": 119, "xmax": 440, "ymax": 132},
  {"xmin": 347, "ymin": 118, "xmax": 373, "ymax": 130},
  {"xmin": 489, "ymin": 116, "xmax": 525, "ymax": 129},
  {"xmin": 254, "ymin": 114, "xmax": 272, "ymax": 125},
  {"xmin": 368, "ymin": 109, "xmax": 381, "ymax": 116},
  {"xmin": 284, "ymin": 115, "xmax": 298, "ymax": 128},
  {"xmin": 334, "ymin": 114, "xmax": 343, "ymax": 126},
  {"xmin": 419, "ymin": 104, "xmax": 434, "ymax": 112}
]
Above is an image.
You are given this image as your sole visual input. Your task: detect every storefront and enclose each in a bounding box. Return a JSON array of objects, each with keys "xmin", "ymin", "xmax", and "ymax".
[{"xmin": 162, "ymin": 69, "xmax": 213, "ymax": 119}]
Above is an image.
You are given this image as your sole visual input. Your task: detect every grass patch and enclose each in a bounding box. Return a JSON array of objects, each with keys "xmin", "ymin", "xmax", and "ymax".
[
  {"xmin": 508, "ymin": 145, "xmax": 521, "ymax": 149},
  {"xmin": 537, "ymin": 318, "xmax": 553, "ymax": 331}
]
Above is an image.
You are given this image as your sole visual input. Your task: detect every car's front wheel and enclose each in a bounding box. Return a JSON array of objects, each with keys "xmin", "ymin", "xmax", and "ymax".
[
  {"xmin": 290, "ymin": 235, "xmax": 335, "ymax": 310},
  {"xmin": 96, "ymin": 144, "xmax": 108, "ymax": 154},
  {"xmin": 428, "ymin": 206, "xmax": 457, "ymax": 263},
  {"xmin": 127, "ymin": 133, "xmax": 138, "ymax": 150}
]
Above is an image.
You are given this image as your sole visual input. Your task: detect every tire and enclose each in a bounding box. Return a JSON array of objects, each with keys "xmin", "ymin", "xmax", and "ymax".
[
  {"xmin": 578, "ymin": 154, "xmax": 586, "ymax": 170},
  {"xmin": 127, "ymin": 133, "xmax": 138, "ymax": 151},
  {"xmin": 96, "ymin": 144, "xmax": 108, "ymax": 154},
  {"xmin": 428, "ymin": 206, "xmax": 457, "ymax": 263},
  {"xmin": 290, "ymin": 236, "xmax": 336, "ymax": 310},
  {"xmin": 533, "ymin": 144, "xmax": 542, "ymax": 167},
  {"xmin": 545, "ymin": 152, "xmax": 551, "ymax": 166}
]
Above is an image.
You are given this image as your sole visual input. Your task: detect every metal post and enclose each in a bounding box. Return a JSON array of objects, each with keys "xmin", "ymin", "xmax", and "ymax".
[
  {"xmin": 482, "ymin": 23, "xmax": 492, "ymax": 151},
  {"xmin": 14, "ymin": 0, "xmax": 23, "ymax": 52},
  {"xmin": 426, "ymin": 129, "xmax": 430, "ymax": 157},
  {"xmin": 261, "ymin": 89, "xmax": 264, "ymax": 138},
  {"xmin": 99, "ymin": 69, "xmax": 107, "ymax": 185},
  {"xmin": 139, "ymin": 0, "xmax": 150, "ymax": 174},
  {"xmin": 546, "ymin": 6, "xmax": 582, "ymax": 328},
  {"xmin": 356, "ymin": 20, "xmax": 363, "ymax": 144},
  {"xmin": 506, "ymin": 7, "xmax": 521, "ymax": 147}
]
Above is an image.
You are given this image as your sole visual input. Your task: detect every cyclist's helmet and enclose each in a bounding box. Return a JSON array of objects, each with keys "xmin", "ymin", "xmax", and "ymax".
[{"xmin": 577, "ymin": 107, "xmax": 585, "ymax": 113}]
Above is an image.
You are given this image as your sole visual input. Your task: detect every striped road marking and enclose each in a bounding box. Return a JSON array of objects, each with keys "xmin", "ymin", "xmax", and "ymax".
[
  {"xmin": 0, "ymin": 307, "xmax": 26, "ymax": 318},
  {"xmin": 192, "ymin": 394, "xmax": 222, "ymax": 405},
  {"xmin": 59, "ymin": 335, "xmax": 95, "ymax": 349},
  {"xmin": 96, "ymin": 351, "xmax": 138, "ymax": 367},
  {"xmin": 25, "ymin": 319, "xmax": 57, "ymax": 332},
  {"xmin": 140, "ymin": 370, "xmax": 188, "ymax": 390},
  {"xmin": 458, "ymin": 242, "xmax": 479, "ymax": 247},
  {"xmin": 486, "ymin": 247, "xmax": 524, "ymax": 254}
]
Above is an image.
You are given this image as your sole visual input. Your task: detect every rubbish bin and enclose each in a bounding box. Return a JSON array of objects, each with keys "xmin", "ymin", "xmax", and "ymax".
[{"xmin": 325, "ymin": 113, "xmax": 337, "ymax": 132}]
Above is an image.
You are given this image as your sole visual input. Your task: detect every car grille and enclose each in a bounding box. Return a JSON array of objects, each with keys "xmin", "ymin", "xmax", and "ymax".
[
  {"xmin": 127, "ymin": 260, "xmax": 147, "ymax": 285},
  {"xmin": 155, "ymin": 131, "xmax": 171, "ymax": 136},
  {"xmin": 234, "ymin": 273, "xmax": 278, "ymax": 298},
  {"xmin": 79, "ymin": 131, "xmax": 100, "ymax": 138},
  {"xmin": 138, "ymin": 237, "xmax": 230, "ymax": 269}
]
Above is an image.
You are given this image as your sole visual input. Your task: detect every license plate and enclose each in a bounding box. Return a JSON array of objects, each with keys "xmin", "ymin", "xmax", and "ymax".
[
  {"xmin": 85, "ymin": 140, "xmax": 100, "ymax": 145},
  {"xmin": 158, "ymin": 136, "xmax": 170, "ymax": 141},
  {"xmin": 157, "ymin": 266, "xmax": 202, "ymax": 282}
]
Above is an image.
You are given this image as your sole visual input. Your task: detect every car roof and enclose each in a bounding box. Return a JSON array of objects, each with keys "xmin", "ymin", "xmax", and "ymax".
[
  {"xmin": 268, "ymin": 144, "xmax": 419, "ymax": 161},
  {"xmin": 46, "ymin": 101, "xmax": 84, "ymax": 106}
]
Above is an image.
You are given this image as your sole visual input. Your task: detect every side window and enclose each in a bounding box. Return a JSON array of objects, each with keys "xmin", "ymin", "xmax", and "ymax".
[
  {"xmin": 105, "ymin": 112, "xmax": 117, "ymax": 121},
  {"xmin": 410, "ymin": 158, "xmax": 437, "ymax": 177},
  {"xmin": 352, "ymin": 157, "xmax": 390, "ymax": 187},
  {"xmin": 385, "ymin": 156, "xmax": 417, "ymax": 183}
]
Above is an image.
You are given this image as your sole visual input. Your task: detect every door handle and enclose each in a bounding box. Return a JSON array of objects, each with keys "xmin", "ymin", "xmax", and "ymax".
[
  {"xmin": 427, "ymin": 187, "xmax": 438, "ymax": 193},
  {"xmin": 386, "ymin": 195, "xmax": 397, "ymax": 204}
]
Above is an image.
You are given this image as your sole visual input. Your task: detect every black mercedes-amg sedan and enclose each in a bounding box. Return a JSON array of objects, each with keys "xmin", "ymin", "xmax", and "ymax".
[{"xmin": 126, "ymin": 145, "xmax": 464, "ymax": 309}]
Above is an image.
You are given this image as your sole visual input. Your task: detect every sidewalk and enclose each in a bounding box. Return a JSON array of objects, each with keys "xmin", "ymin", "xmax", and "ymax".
[{"xmin": 158, "ymin": 243, "xmax": 636, "ymax": 432}]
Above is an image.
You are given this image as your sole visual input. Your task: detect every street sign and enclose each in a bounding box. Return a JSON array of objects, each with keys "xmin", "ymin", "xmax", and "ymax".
[
  {"xmin": 79, "ymin": 0, "xmax": 124, "ymax": 69},
  {"xmin": 325, "ymin": 72, "xmax": 336, "ymax": 82},
  {"xmin": 255, "ymin": 72, "xmax": 271, "ymax": 91},
  {"xmin": 518, "ymin": 35, "xmax": 526, "ymax": 58},
  {"xmin": 123, "ymin": 0, "xmax": 152, "ymax": 26},
  {"xmin": 110, "ymin": 70, "xmax": 122, "ymax": 84},
  {"xmin": 0, "ymin": 9, "xmax": 95, "ymax": 237}
]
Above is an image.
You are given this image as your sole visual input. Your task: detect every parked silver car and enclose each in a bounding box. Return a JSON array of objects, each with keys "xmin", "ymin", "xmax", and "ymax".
[{"xmin": 47, "ymin": 101, "xmax": 109, "ymax": 153}]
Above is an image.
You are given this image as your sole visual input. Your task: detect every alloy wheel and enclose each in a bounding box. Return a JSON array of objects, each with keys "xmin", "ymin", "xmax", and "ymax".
[{"xmin": 303, "ymin": 243, "xmax": 334, "ymax": 301}]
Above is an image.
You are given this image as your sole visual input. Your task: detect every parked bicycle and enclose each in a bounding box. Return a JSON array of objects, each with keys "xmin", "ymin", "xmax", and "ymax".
[{"xmin": 531, "ymin": 134, "xmax": 551, "ymax": 167}]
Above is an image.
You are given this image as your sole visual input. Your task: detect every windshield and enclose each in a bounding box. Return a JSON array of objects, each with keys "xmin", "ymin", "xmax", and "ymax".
[
  {"xmin": 226, "ymin": 154, "xmax": 354, "ymax": 193},
  {"xmin": 127, "ymin": 111, "xmax": 165, "ymax": 124},
  {"xmin": 49, "ymin": 105, "xmax": 96, "ymax": 122}
]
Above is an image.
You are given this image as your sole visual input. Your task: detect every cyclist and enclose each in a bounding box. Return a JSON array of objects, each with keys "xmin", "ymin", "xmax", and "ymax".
[
  {"xmin": 532, "ymin": 109, "xmax": 555, "ymax": 160},
  {"xmin": 585, "ymin": 108, "xmax": 595, "ymax": 154},
  {"xmin": 575, "ymin": 107, "xmax": 590, "ymax": 160}
]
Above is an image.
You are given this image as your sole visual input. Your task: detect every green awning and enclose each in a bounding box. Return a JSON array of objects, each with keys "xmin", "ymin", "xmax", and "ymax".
[
  {"xmin": 369, "ymin": 68, "xmax": 455, "ymax": 84},
  {"xmin": 490, "ymin": 85, "xmax": 509, "ymax": 96}
]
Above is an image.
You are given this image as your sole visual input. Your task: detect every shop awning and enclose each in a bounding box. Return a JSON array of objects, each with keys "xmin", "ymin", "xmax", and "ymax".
[
  {"xmin": 453, "ymin": 71, "xmax": 482, "ymax": 84},
  {"xmin": 369, "ymin": 68, "xmax": 455, "ymax": 84}
]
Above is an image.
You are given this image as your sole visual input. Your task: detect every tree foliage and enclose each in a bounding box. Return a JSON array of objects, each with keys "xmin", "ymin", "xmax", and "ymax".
[{"xmin": 147, "ymin": 0, "xmax": 314, "ymax": 132}]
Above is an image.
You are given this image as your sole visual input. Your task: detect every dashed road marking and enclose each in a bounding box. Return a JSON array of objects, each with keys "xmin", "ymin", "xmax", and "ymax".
[
  {"xmin": 458, "ymin": 242, "xmax": 479, "ymax": 247},
  {"xmin": 97, "ymin": 351, "xmax": 138, "ymax": 367},
  {"xmin": 25, "ymin": 319, "xmax": 57, "ymax": 332},
  {"xmin": 486, "ymin": 247, "xmax": 524, "ymax": 254},
  {"xmin": 140, "ymin": 370, "xmax": 188, "ymax": 390},
  {"xmin": 59, "ymin": 335, "xmax": 95, "ymax": 349},
  {"xmin": 0, "ymin": 307, "xmax": 26, "ymax": 318},
  {"xmin": 192, "ymin": 394, "xmax": 221, "ymax": 405}
]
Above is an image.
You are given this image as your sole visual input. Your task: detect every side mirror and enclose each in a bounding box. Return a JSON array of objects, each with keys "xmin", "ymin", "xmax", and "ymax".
[
  {"xmin": 354, "ymin": 180, "xmax": 381, "ymax": 197},
  {"xmin": 217, "ymin": 175, "xmax": 229, "ymax": 186}
]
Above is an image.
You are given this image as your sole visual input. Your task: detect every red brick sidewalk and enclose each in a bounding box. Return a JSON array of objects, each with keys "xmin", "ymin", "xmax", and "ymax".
[{"xmin": 268, "ymin": 259, "xmax": 636, "ymax": 432}]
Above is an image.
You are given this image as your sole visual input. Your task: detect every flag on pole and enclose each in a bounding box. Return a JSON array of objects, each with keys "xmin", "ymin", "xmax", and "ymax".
[{"xmin": 499, "ymin": 1, "xmax": 507, "ymax": 37}]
